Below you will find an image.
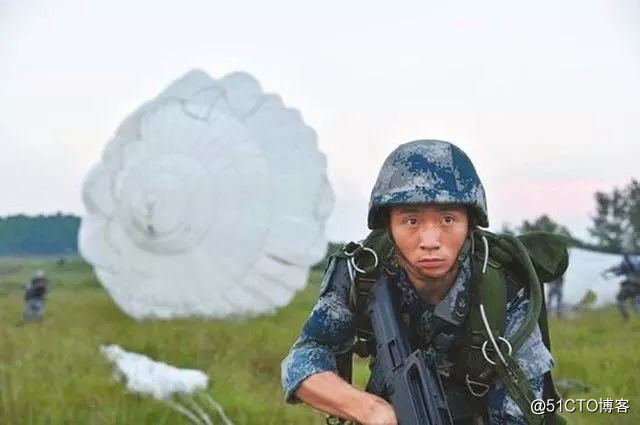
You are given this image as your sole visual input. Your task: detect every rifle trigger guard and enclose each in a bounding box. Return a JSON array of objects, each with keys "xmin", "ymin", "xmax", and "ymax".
[
  {"xmin": 465, "ymin": 374, "xmax": 490, "ymax": 397},
  {"xmin": 326, "ymin": 415, "xmax": 355, "ymax": 425}
]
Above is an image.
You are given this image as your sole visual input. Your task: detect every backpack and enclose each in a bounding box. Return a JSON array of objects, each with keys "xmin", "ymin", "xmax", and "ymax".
[{"xmin": 330, "ymin": 229, "xmax": 570, "ymax": 425}]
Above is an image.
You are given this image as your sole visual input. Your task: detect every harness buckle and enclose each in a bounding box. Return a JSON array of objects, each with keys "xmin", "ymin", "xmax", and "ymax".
[
  {"xmin": 343, "ymin": 242, "xmax": 362, "ymax": 257},
  {"xmin": 465, "ymin": 374, "xmax": 491, "ymax": 397},
  {"xmin": 481, "ymin": 337, "xmax": 513, "ymax": 366},
  {"xmin": 349, "ymin": 247, "xmax": 379, "ymax": 274}
]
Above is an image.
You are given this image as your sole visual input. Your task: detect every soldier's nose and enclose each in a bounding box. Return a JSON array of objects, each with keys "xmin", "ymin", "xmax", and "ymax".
[{"xmin": 419, "ymin": 226, "xmax": 441, "ymax": 250}]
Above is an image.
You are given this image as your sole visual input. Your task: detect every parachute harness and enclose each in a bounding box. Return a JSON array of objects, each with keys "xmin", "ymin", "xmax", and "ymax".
[
  {"xmin": 343, "ymin": 242, "xmax": 379, "ymax": 275},
  {"xmin": 332, "ymin": 229, "xmax": 563, "ymax": 425},
  {"xmin": 475, "ymin": 233, "xmax": 513, "ymax": 368}
]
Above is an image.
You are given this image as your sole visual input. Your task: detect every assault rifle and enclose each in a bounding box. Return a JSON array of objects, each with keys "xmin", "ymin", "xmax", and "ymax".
[{"xmin": 367, "ymin": 273, "xmax": 453, "ymax": 425}]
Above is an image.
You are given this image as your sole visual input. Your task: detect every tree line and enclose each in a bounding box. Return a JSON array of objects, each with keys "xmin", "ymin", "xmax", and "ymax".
[
  {"xmin": 501, "ymin": 178, "xmax": 639, "ymax": 254},
  {"xmin": 0, "ymin": 213, "xmax": 79, "ymax": 255},
  {"xmin": 2, "ymin": 179, "xmax": 639, "ymax": 256}
]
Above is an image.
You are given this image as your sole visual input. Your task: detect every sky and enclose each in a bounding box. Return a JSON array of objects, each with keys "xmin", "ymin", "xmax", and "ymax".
[{"xmin": 1, "ymin": 0, "xmax": 639, "ymax": 243}]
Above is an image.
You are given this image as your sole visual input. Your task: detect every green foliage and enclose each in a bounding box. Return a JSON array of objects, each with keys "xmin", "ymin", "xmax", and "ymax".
[
  {"xmin": 0, "ymin": 258, "xmax": 638, "ymax": 424},
  {"xmin": 589, "ymin": 179, "xmax": 640, "ymax": 252},
  {"xmin": 311, "ymin": 241, "xmax": 345, "ymax": 271},
  {"xmin": 516, "ymin": 214, "xmax": 572, "ymax": 237},
  {"xmin": 500, "ymin": 215, "xmax": 622, "ymax": 254},
  {"xmin": 0, "ymin": 213, "xmax": 80, "ymax": 255}
]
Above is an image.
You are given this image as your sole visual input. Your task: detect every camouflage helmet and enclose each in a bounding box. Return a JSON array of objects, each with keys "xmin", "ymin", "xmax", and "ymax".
[{"xmin": 368, "ymin": 139, "xmax": 488, "ymax": 229}]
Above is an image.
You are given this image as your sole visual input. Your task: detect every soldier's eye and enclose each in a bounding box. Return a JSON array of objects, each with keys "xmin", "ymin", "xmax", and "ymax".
[
  {"xmin": 442, "ymin": 216, "xmax": 455, "ymax": 225},
  {"xmin": 406, "ymin": 218, "xmax": 418, "ymax": 226}
]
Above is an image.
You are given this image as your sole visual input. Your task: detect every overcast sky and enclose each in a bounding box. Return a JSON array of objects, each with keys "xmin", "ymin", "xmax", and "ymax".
[{"xmin": 1, "ymin": 0, "xmax": 639, "ymax": 242}]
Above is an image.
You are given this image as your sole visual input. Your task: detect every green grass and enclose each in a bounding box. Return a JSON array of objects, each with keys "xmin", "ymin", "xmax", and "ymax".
[
  {"xmin": 549, "ymin": 308, "xmax": 640, "ymax": 424},
  {"xmin": 0, "ymin": 257, "xmax": 638, "ymax": 424}
]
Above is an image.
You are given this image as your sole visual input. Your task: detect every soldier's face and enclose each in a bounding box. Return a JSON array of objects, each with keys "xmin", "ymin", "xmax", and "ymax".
[{"xmin": 389, "ymin": 205, "xmax": 469, "ymax": 280}]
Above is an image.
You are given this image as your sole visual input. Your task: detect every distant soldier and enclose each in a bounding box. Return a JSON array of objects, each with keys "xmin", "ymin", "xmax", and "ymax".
[
  {"xmin": 616, "ymin": 278, "xmax": 640, "ymax": 320},
  {"xmin": 605, "ymin": 253, "xmax": 640, "ymax": 320},
  {"xmin": 23, "ymin": 270, "xmax": 50, "ymax": 322},
  {"xmin": 547, "ymin": 274, "xmax": 565, "ymax": 317}
]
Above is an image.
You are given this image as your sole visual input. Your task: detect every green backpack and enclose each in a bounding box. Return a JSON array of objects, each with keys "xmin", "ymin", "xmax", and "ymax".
[{"xmin": 330, "ymin": 229, "xmax": 571, "ymax": 425}]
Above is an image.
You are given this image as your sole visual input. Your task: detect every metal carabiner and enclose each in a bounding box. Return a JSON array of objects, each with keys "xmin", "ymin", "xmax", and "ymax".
[
  {"xmin": 349, "ymin": 246, "xmax": 379, "ymax": 274},
  {"xmin": 479, "ymin": 303, "xmax": 512, "ymax": 367},
  {"xmin": 481, "ymin": 337, "xmax": 513, "ymax": 366},
  {"xmin": 465, "ymin": 374, "xmax": 491, "ymax": 397}
]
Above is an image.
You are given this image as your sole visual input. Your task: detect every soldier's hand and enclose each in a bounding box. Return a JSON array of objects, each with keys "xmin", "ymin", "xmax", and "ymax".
[{"xmin": 357, "ymin": 394, "xmax": 398, "ymax": 425}]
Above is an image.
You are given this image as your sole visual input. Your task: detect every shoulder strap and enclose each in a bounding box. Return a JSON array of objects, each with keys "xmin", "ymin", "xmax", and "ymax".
[
  {"xmin": 472, "ymin": 231, "xmax": 570, "ymax": 425},
  {"xmin": 464, "ymin": 258, "xmax": 507, "ymax": 382},
  {"xmin": 331, "ymin": 229, "xmax": 395, "ymax": 357},
  {"xmin": 537, "ymin": 279, "xmax": 570, "ymax": 425},
  {"xmin": 333, "ymin": 229, "xmax": 570, "ymax": 425}
]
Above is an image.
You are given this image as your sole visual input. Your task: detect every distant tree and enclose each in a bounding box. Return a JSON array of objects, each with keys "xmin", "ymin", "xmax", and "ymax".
[
  {"xmin": 589, "ymin": 179, "xmax": 640, "ymax": 252},
  {"xmin": 517, "ymin": 214, "xmax": 572, "ymax": 237},
  {"xmin": 312, "ymin": 241, "xmax": 344, "ymax": 271},
  {"xmin": 499, "ymin": 222, "xmax": 516, "ymax": 236},
  {"xmin": 0, "ymin": 213, "xmax": 80, "ymax": 255}
]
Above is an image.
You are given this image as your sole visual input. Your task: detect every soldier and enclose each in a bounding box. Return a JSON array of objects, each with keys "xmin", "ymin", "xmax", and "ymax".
[
  {"xmin": 605, "ymin": 252, "xmax": 640, "ymax": 320},
  {"xmin": 23, "ymin": 270, "xmax": 49, "ymax": 322},
  {"xmin": 281, "ymin": 140, "xmax": 564, "ymax": 425},
  {"xmin": 546, "ymin": 275, "xmax": 564, "ymax": 317}
]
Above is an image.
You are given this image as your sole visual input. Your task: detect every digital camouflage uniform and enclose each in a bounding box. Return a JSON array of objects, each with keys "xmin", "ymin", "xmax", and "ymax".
[
  {"xmin": 281, "ymin": 140, "xmax": 557, "ymax": 424},
  {"xmin": 546, "ymin": 276, "xmax": 564, "ymax": 317},
  {"xmin": 609, "ymin": 254, "xmax": 640, "ymax": 320}
]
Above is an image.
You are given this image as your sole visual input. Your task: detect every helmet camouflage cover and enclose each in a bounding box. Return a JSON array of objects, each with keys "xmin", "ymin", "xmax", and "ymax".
[{"xmin": 368, "ymin": 139, "xmax": 488, "ymax": 229}]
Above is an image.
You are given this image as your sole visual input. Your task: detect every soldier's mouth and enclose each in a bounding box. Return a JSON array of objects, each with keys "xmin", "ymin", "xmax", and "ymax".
[{"xmin": 417, "ymin": 259, "xmax": 446, "ymax": 269}]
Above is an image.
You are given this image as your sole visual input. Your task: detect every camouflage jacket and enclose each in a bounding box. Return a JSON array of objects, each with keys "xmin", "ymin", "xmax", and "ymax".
[
  {"xmin": 281, "ymin": 257, "xmax": 555, "ymax": 424},
  {"xmin": 24, "ymin": 278, "xmax": 49, "ymax": 300}
]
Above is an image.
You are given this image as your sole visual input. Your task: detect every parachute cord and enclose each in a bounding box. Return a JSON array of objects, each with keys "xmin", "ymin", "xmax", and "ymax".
[
  {"xmin": 202, "ymin": 394, "xmax": 235, "ymax": 425},
  {"xmin": 481, "ymin": 234, "xmax": 489, "ymax": 275},
  {"xmin": 184, "ymin": 396, "xmax": 213, "ymax": 425},
  {"xmin": 469, "ymin": 229, "xmax": 489, "ymax": 274},
  {"xmin": 479, "ymin": 303, "xmax": 509, "ymax": 367},
  {"xmin": 162, "ymin": 399, "xmax": 205, "ymax": 425}
]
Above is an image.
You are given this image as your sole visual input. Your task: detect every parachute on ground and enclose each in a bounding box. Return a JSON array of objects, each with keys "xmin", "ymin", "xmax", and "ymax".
[
  {"xmin": 101, "ymin": 344, "xmax": 233, "ymax": 424},
  {"xmin": 80, "ymin": 70, "xmax": 334, "ymax": 319}
]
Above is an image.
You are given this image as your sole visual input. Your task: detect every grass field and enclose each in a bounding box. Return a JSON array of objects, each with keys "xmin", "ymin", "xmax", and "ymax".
[{"xmin": 0, "ymin": 257, "xmax": 638, "ymax": 424}]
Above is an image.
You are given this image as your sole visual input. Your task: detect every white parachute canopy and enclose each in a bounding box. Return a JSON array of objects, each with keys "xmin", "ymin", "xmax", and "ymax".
[{"xmin": 80, "ymin": 70, "xmax": 334, "ymax": 319}]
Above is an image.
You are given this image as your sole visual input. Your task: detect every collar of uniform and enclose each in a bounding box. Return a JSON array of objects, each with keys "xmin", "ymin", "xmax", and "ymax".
[
  {"xmin": 433, "ymin": 256, "xmax": 471, "ymax": 326},
  {"xmin": 396, "ymin": 255, "xmax": 472, "ymax": 327}
]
